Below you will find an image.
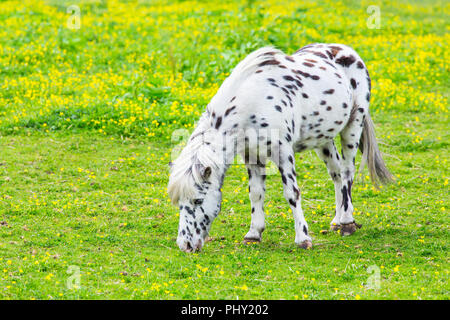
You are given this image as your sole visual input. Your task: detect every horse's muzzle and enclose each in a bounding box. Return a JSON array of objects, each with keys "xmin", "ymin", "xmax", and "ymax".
[{"xmin": 177, "ymin": 237, "xmax": 203, "ymax": 253}]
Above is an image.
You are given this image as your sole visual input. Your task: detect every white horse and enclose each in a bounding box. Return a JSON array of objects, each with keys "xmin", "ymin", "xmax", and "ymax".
[{"xmin": 168, "ymin": 43, "xmax": 393, "ymax": 252}]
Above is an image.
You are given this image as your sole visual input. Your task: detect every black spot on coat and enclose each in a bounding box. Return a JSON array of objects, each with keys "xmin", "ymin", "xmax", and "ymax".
[
  {"xmin": 215, "ymin": 116, "xmax": 222, "ymax": 129},
  {"xmin": 336, "ymin": 55, "xmax": 356, "ymax": 67}
]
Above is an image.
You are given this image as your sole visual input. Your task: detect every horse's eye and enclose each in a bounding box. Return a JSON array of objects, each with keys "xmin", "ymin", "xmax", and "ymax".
[{"xmin": 193, "ymin": 199, "xmax": 203, "ymax": 205}]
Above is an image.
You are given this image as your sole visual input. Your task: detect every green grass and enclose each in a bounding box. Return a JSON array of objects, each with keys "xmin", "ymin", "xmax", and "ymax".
[{"xmin": 0, "ymin": 0, "xmax": 448, "ymax": 299}]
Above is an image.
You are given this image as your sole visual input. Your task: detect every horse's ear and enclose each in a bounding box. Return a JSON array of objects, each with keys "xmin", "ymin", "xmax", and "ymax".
[{"xmin": 201, "ymin": 166, "xmax": 212, "ymax": 180}]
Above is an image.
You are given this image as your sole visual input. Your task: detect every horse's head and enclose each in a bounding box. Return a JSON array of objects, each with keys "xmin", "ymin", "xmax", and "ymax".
[
  {"xmin": 168, "ymin": 138, "xmax": 223, "ymax": 252},
  {"xmin": 176, "ymin": 166, "xmax": 222, "ymax": 252}
]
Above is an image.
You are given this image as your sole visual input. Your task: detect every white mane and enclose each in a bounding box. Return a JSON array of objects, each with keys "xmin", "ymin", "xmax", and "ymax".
[
  {"xmin": 167, "ymin": 126, "xmax": 222, "ymax": 205},
  {"xmin": 208, "ymin": 46, "xmax": 283, "ymax": 109}
]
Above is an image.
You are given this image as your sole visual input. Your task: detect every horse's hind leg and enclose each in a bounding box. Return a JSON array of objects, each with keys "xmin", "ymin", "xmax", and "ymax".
[
  {"xmin": 338, "ymin": 110, "xmax": 366, "ymax": 235},
  {"xmin": 243, "ymin": 163, "xmax": 266, "ymax": 243},
  {"xmin": 314, "ymin": 141, "xmax": 344, "ymax": 231}
]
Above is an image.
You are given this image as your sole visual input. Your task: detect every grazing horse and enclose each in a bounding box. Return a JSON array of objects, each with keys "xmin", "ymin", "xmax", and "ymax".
[{"xmin": 168, "ymin": 43, "xmax": 393, "ymax": 252}]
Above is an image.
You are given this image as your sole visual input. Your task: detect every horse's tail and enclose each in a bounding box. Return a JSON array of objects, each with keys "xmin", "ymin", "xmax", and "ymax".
[{"xmin": 359, "ymin": 112, "xmax": 394, "ymax": 187}]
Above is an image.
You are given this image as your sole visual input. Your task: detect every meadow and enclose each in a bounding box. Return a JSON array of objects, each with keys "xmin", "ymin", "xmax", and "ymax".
[{"xmin": 0, "ymin": 0, "xmax": 448, "ymax": 299}]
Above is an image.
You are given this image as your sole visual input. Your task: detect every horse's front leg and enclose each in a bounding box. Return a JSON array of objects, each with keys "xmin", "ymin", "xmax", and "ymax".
[
  {"xmin": 243, "ymin": 163, "xmax": 266, "ymax": 243},
  {"xmin": 273, "ymin": 143, "xmax": 312, "ymax": 249}
]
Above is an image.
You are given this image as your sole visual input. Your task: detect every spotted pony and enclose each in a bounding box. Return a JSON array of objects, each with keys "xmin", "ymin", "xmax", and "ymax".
[{"xmin": 168, "ymin": 43, "xmax": 393, "ymax": 252}]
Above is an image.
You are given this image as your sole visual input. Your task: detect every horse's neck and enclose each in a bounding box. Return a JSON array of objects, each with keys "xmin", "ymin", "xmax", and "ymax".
[
  {"xmin": 191, "ymin": 127, "xmax": 237, "ymax": 185},
  {"xmin": 189, "ymin": 112, "xmax": 210, "ymax": 141},
  {"xmin": 206, "ymin": 131, "xmax": 235, "ymax": 176}
]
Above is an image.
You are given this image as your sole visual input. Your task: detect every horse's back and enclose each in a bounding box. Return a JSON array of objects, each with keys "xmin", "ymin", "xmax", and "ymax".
[{"xmin": 207, "ymin": 43, "xmax": 371, "ymax": 151}]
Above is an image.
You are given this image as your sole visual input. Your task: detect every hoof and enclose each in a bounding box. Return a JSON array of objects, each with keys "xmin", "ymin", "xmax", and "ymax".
[
  {"xmin": 243, "ymin": 237, "xmax": 261, "ymax": 244},
  {"xmin": 298, "ymin": 240, "xmax": 312, "ymax": 250},
  {"xmin": 330, "ymin": 224, "xmax": 341, "ymax": 231},
  {"xmin": 340, "ymin": 222, "xmax": 361, "ymax": 236}
]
